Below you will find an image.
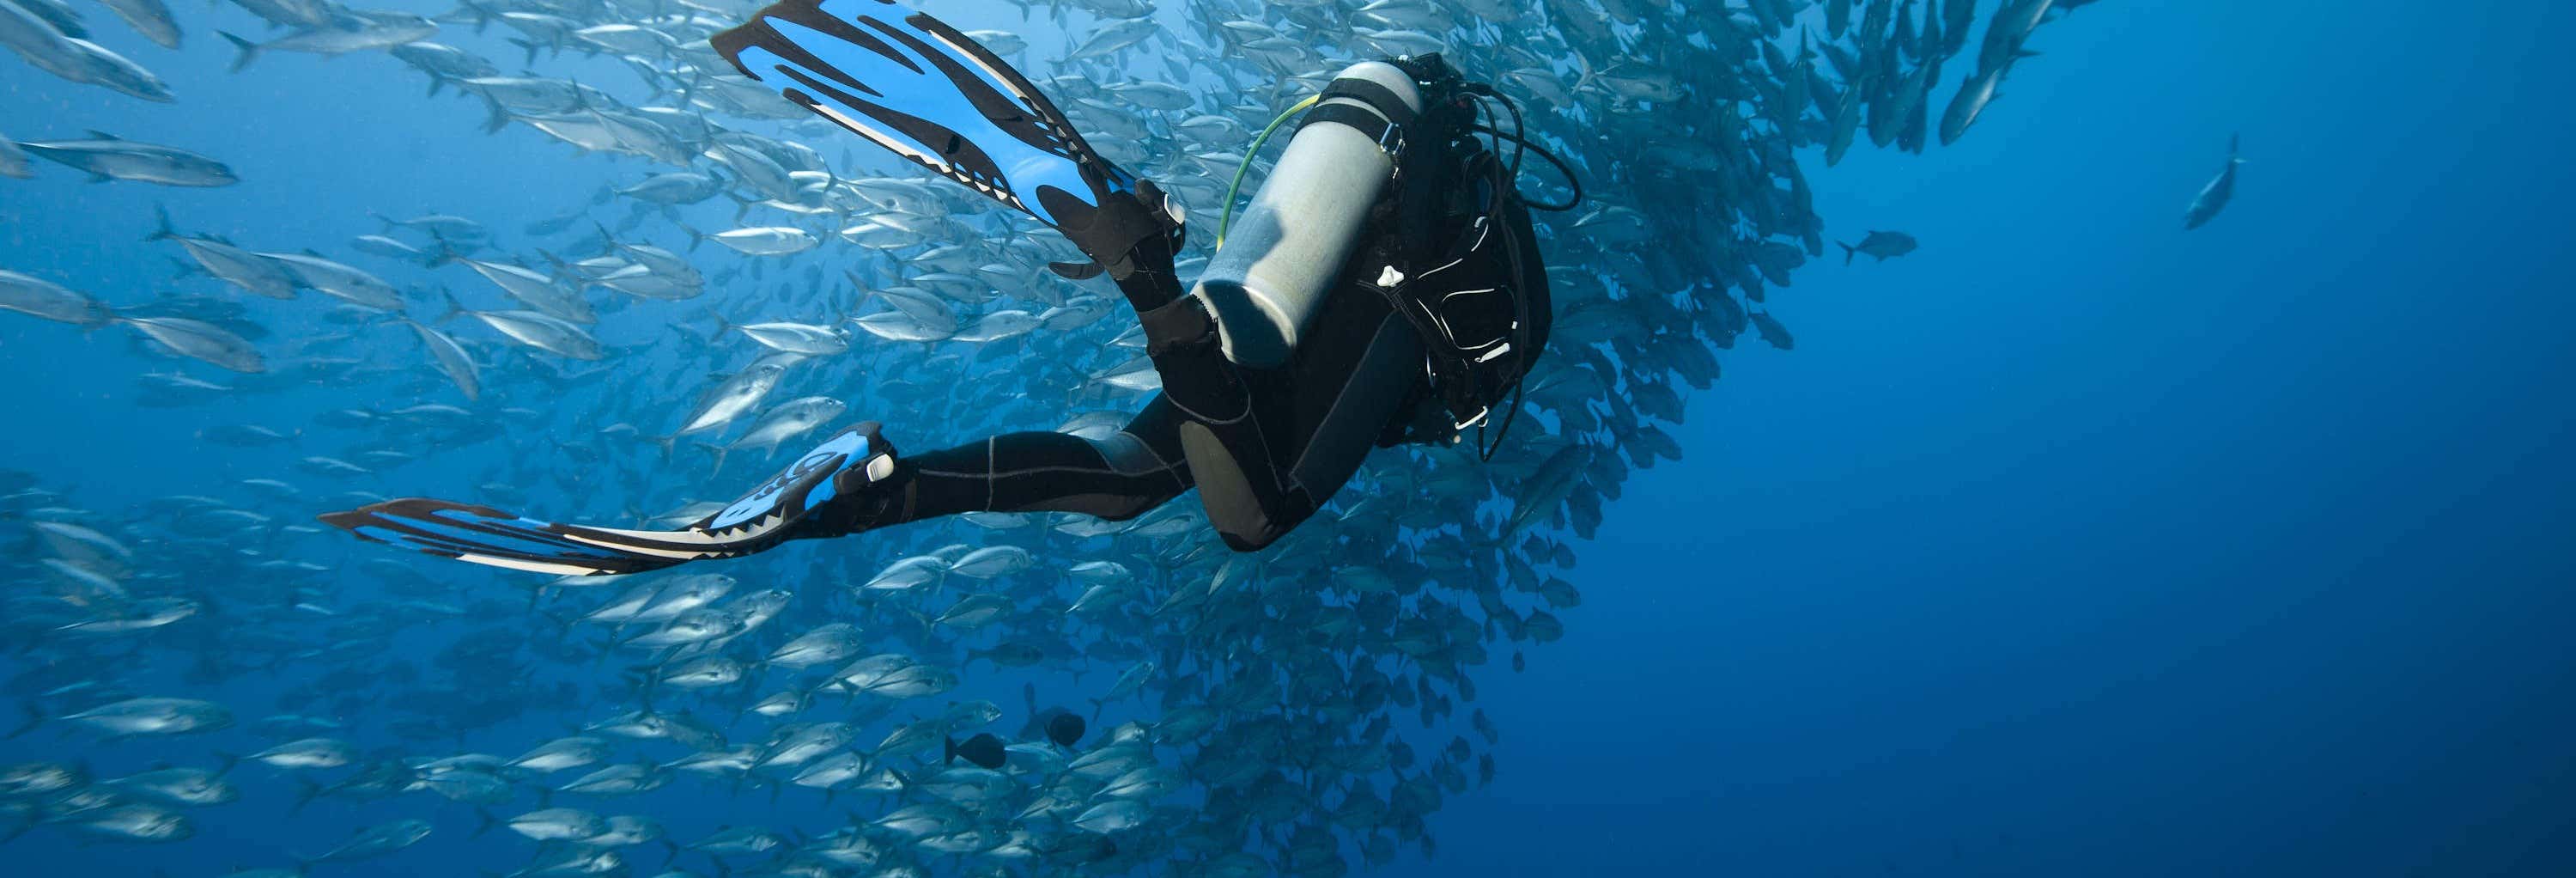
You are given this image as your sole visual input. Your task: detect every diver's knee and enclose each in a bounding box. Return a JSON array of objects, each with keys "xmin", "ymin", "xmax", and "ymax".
[{"xmin": 1217, "ymin": 528, "xmax": 1279, "ymax": 553}]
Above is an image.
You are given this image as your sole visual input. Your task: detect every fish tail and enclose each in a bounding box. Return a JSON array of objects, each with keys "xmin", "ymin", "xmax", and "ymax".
[
  {"xmin": 1837, "ymin": 241, "xmax": 1856, "ymax": 265},
  {"xmin": 218, "ymin": 32, "xmax": 259, "ymax": 73},
  {"xmin": 146, "ymin": 203, "xmax": 179, "ymax": 241},
  {"xmin": 452, "ymin": 0, "xmax": 492, "ymax": 32},
  {"xmin": 478, "ymin": 94, "xmax": 511, "ymax": 134},
  {"xmin": 673, "ymin": 67, "xmax": 701, "ymax": 107},
  {"xmin": 690, "ymin": 441, "xmax": 728, "ymax": 478},
  {"xmin": 433, "ymin": 287, "xmax": 466, "ymax": 323},
  {"xmin": 942, "ymin": 735, "xmax": 958, "ymax": 765},
  {"xmin": 470, "ymin": 806, "xmax": 497, "ymax": 838}
]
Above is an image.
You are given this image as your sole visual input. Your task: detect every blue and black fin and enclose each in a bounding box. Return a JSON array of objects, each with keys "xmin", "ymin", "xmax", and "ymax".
[
  {"xmin": 710, "ymin": 0, "xmax": 1182, "ymax": 277},
  {"xmin": 320, "ymin": 424, "xmax": 896, "ymax": 576}
]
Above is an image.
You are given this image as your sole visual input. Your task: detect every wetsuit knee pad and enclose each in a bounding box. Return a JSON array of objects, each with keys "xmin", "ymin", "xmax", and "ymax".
[{"xmin": 1177, "ymin": 421, "xmax": 1279, "ymax": 552}]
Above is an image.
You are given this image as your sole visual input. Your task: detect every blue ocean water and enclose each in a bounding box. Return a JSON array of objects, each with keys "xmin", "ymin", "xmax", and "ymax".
[{"xmin": 4, "ymin": 0, "xmax": 2573, "ymax": 876}]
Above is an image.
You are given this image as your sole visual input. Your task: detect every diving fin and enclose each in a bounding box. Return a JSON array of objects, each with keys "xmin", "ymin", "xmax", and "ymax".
[
  {"xmin": 710, "ymin": 0, "xmax": 1182, "ymax": 277},
  {"xmin": 320, "ymin": 424, "xmax": 899, "ymax": 576}
]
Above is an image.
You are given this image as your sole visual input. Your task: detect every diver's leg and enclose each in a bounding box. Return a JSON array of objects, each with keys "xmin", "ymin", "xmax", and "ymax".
[
  {"xmin": 322, "ymin": 399, "xmax": 1198, "ymax": 575},
  {"xmin": 1152, "ymin": 287, "xmax": 1425, "ymax": 551},
  {"xmin": 320, "ymin": 422, "xmax": 902, "ymax": 576},
  {"xmin": 865, "ymin": 397, "xmax": 1194, "ymax": 526}
]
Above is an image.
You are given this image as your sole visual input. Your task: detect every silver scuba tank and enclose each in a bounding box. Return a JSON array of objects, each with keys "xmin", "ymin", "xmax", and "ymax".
[{"xmin": 1190, "ymin": 61, "xmax": 1425, "ymax": 369}]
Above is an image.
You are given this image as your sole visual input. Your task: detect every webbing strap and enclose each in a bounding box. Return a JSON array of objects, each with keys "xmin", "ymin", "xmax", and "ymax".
[
  {"xmin": 1319, "ymin": 77, "xmax": 1419, "ymax": 126},
  {"xmin": 1297, "ymin": 103, "xmax": 1406, "ymax": 162}
]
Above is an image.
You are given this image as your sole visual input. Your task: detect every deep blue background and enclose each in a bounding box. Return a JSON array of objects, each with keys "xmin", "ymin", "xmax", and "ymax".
[
  {"xmin": 3, "ymin": 0, "xmax": 2573, "ymax": 875},
  {"xmin": 1437, "ymin": 3, "xmax": 2576, "ymax": 875}
]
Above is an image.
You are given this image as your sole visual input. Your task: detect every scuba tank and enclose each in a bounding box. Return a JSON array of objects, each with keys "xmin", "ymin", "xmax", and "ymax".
[{"xmin": 1191, "ymin": 60, "xmax": 1427, "ymax": 368}]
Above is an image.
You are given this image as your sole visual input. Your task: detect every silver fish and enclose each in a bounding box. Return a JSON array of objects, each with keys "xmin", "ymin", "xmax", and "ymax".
[
  {"xmin": 118, "ymin": 316, "xmax": 265, "ymax": 373},
  {"xmin": 401, "ymin": 318, "xmax": 480, "ymax": 400},
  {"xmin": 261, "ymin": 252, "xmax": 404, "ymax": 309},
  {"xmin": 463, "ymin": 308, "xmax": 606, "ymax": 360},
  {"xmin": 672, "ymin": 362, "xmax": 786, "ymax": 436},
  {"xmin": 94, "ymin": 0, "xmax": 178, "ymax": 48},
  {"xmin": 0, "ymin": 269, "xmax": 112, "ymax": 326},
  {"xmin": 15, "ymin": 131, "xmax": 233, "ymax": 186}
]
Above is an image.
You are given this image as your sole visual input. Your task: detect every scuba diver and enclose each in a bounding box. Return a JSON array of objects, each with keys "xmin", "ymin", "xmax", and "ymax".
[{"xmin": 320, "ymin": 0, "xmax": 1578, "ymax": 576}]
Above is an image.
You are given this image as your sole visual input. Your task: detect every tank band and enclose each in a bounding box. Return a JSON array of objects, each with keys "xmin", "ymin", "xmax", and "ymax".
[
  {"xmin": 1297, "ymin": 103, "xmax": 1406, "ymax": 164},
  {"xmin": 1318, "ymin": 78, "xmax": 1420, "ymax": 125}
]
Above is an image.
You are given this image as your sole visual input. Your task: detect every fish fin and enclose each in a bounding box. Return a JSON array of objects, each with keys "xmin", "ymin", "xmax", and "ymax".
[
  {"xmin": 710, "ymin": 0, "xmax": 1184, "ymax": 270},
  {"xmin": 289, "ymin": 778, "xmax": 322, "ymax": 814},
  {"xmin": 83, "ymin": 130, "xmax": 121, "ymax": 141},
  {"xmin": 219, "ymin": 32, "xmax": 259, "ymax": 72},
  {"xmin": 146, "ymin": 204, "xmax": 179, "ymax": 242},
  {"xmin": 432, "ymin": 287, "xmax": 466, "ymax": 323},
  {"xmin": 477, "ymin": 94, "xmax": 512, "ymax": 134},
  {"xmin": 690, "ymin": 441, "xmax": 729, "ymax": 477}
]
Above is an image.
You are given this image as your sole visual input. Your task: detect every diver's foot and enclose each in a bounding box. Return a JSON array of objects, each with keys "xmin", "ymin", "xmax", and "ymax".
[
  {"xmin": 698, "ymin": 421, "xmax": 906, "ymax": 542},
  {"xmin": 319, "ymin": 424, "xmax": 907, "ymax": 576}
]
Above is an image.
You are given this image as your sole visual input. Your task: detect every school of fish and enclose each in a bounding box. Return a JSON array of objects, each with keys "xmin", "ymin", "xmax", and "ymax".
[{"xmin": 1, "ymin": 0, "xmax": 2142, "ymax": 875}]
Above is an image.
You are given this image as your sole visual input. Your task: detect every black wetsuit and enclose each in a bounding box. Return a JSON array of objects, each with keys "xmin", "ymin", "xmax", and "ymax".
[{"xmin": 860, "ymin": 184, "xmax": 1548, "ymax": 551}]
